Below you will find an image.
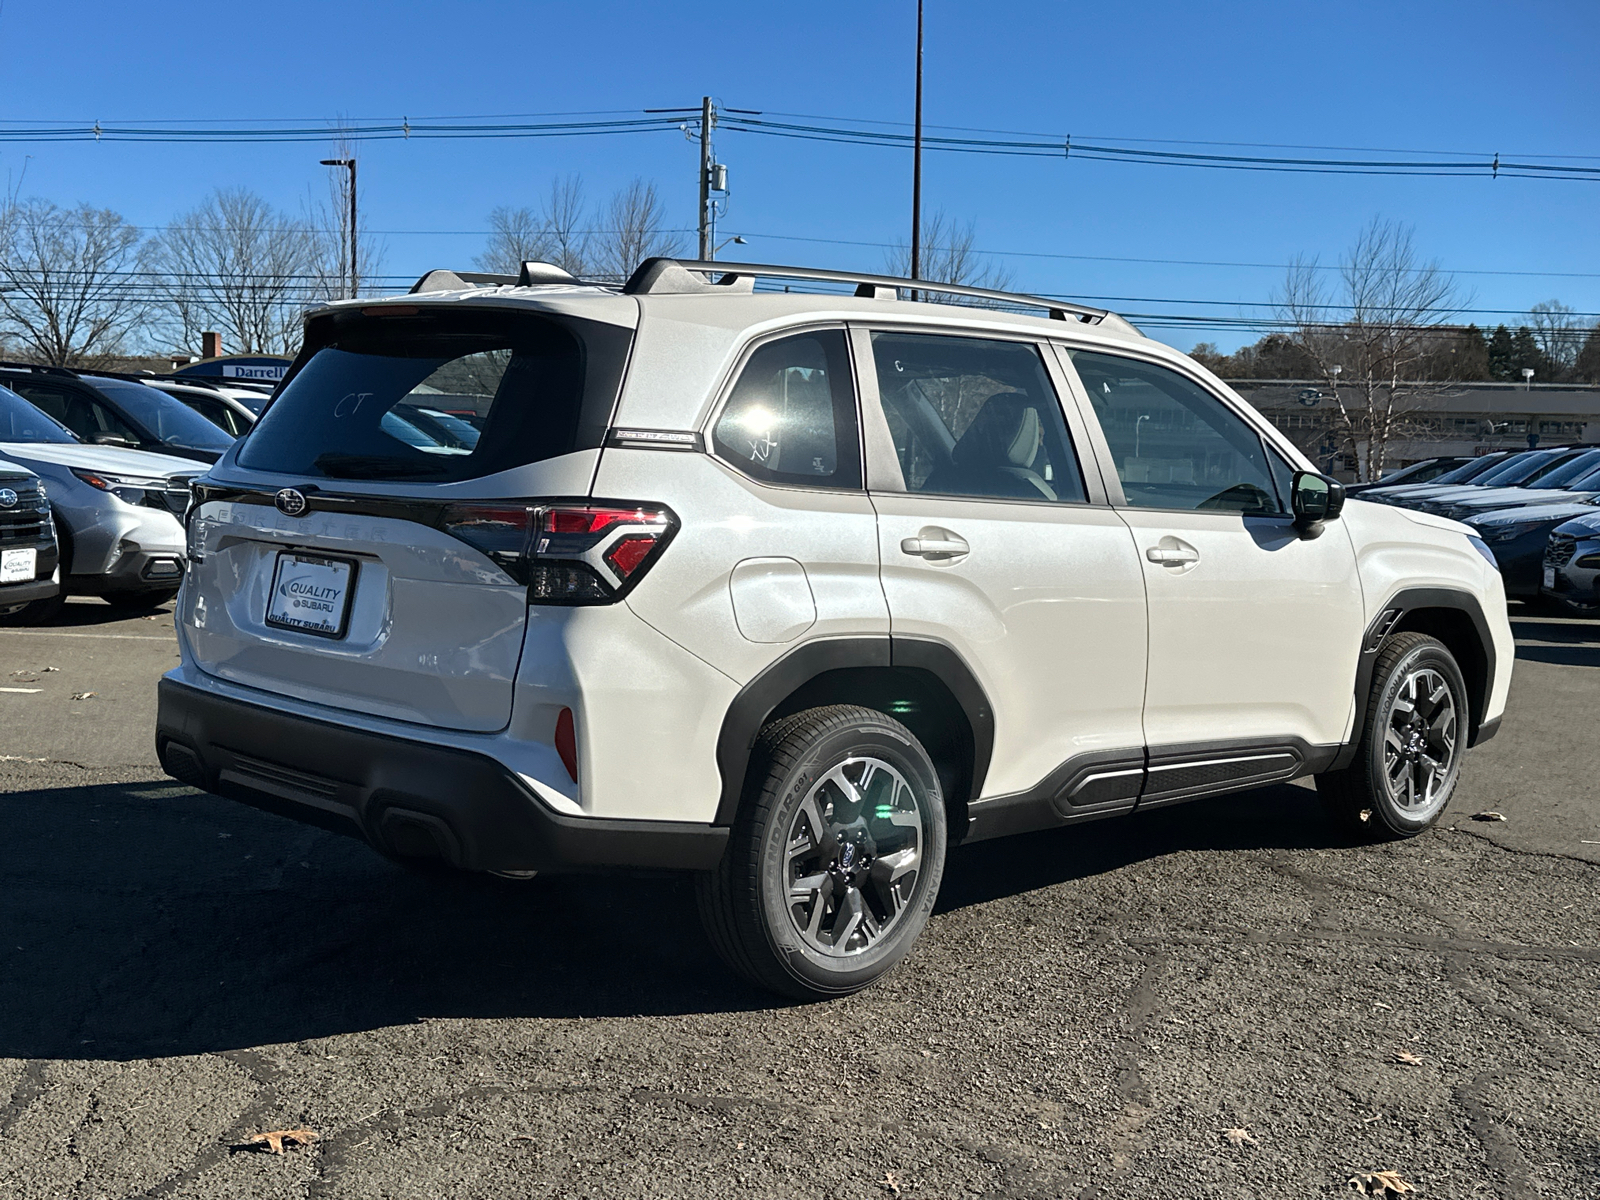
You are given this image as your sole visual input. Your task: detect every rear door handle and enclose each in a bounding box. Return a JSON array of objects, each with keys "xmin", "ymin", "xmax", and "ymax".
[
  {"xmin": 1146, "ymin": 544, "xmax": 1200, "ymax": 565},
  {"xmin": 901, "ymin": 529, "xmax": 970, "ymax": 559}
]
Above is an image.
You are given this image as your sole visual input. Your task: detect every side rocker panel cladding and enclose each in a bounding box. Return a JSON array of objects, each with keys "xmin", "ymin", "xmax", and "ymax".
[{"xmin": 712, "ymin": 636, "xmax": 995, "ymax": 825}]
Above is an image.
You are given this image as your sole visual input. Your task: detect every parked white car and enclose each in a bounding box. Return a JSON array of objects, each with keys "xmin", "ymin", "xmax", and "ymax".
[{"xmin": 159, "ymin": 259, "xmax": 1514, "ymax": 998}]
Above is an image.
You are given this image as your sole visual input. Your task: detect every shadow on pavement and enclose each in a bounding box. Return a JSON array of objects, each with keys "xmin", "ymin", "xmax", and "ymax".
[
  {"xmin": 0, "ymin": 773, "xmax": 1345, "ymax": 1061},
  {"xmin": 38, "ymin": 597, "xmax": 177, "ymax": 629}
]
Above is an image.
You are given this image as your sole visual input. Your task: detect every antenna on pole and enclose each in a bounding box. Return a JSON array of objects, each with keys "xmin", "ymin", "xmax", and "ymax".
[{"xmin": 910, "ymin": 0, "xmax": 924, "ymax": 299}]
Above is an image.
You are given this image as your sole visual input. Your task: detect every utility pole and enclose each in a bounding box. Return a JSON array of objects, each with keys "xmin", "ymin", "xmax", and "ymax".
[
  {"xmin": 698, "ymin": 96, "xmax": 714, "ymax": 261},
  {"xmin": 320, "ymin": 157, "xmax": 357, "ymax": 298},
  {"xmin": 910, "ymin": 0, "xmax": 924, "ymax": 290}
]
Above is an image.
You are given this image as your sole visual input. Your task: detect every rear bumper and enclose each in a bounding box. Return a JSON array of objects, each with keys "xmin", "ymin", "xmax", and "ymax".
[
  {"xmin": 0, "ymin": 574, "xmax": 59, "ymax": 607},
  {"xmin": 155, "ymin": 676, "xmax": 728, "ymax": 874}
]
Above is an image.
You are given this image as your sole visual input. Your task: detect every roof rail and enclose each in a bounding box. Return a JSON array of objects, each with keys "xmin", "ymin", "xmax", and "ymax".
[{"xmin": 622, "ymin": 258, "xmax": 1133, "ymax": 331}]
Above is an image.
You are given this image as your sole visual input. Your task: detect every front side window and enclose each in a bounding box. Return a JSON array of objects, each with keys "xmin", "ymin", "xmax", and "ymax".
[
  {"xmin": 0, "ymin": 386, "xmax": 77, "ymax": 444},
  {"xmin": 712, "ymin": 329, "xmax": 860, "ymax": 489},
  {"xmin": 1068, "ymin": 350, "xmax": 1283, "ymax": 515},
  {"xmin": 9, "ymin": 382, "xmax": 142, "ymax": 446},
  {"xmin": 868, "ymin": 331, "xmax": 1086, "ymax": 504}
]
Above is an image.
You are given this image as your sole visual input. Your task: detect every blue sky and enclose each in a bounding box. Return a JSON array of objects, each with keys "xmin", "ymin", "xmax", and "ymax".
[{"xmin": 2, "ymin": 0, "xmax": 1597, "ymax": 351}]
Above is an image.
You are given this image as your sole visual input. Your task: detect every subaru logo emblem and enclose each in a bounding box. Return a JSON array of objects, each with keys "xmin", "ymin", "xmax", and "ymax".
[
  {"xmin": 0, "ymin": 489, "xmax": 15, "ymax": 509},
  {"xmin": 274, "ymin": 488, "xmax": 308, "ymax": 517}
]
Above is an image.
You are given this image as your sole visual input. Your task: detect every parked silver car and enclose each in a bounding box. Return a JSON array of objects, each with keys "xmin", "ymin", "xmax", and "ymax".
[{"xmin": 0, "ymin": 385, "xmax": 197, "ymax": 622}]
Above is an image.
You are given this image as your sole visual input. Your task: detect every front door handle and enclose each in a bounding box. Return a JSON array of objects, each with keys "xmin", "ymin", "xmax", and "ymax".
[
  {"xmin": 1146, "ymin": 544, "xmax": 1200, "ymax": 565},
  {"xmin": 901, "ymin": 528, "xmax": 970, "ymax": 559}
]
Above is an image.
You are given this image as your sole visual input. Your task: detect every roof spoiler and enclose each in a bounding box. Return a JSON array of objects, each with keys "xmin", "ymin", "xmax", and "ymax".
[{"xmin": 410, "ymin": 260, "xmax": 585, "ymax": 294}]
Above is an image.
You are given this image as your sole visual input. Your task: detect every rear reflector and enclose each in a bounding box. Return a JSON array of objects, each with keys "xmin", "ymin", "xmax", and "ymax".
[{"xmin": 555, "ymin": 708, "xmax": 578, "ymax": 782}]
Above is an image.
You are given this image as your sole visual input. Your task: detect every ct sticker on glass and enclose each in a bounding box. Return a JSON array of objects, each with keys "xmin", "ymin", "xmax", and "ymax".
[{"xmin": 265, "ymin": 552, "xmax": 357, "ymax": 638}]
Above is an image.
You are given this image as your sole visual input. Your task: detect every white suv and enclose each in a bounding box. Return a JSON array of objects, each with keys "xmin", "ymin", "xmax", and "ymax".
[{"xmin": 158, "ymin": 259, "xmax": 1513, "ymax": 999}]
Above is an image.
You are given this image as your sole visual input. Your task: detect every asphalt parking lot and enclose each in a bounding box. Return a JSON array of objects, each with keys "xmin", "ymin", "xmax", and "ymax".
[{"xmin": 0, "ymin": 599, "xmax": 1596, "ymax": 1199}]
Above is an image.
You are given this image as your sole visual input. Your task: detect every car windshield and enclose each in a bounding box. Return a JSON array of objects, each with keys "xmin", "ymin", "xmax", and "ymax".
[
  {"xmin": 226, "ymin": 389, "xmax": 270, "ymax": 415},
  {"xmin": 1535, "ymin": 449, "xmax": 1600, "ymax": 489},
  {"xmin": 85, "ymin": 378, "xmax": 236, "ymax": 452},
  {"xmin": 1473, "ymin": 452, "xmax": 1549, "ymax": 486},
  {"xmin": 1564, "ymin": 463, "xmax": 1600, "ymax": 492},
  {"xmin": 0, "ymin": 386, "xmax": 79, "ymax": 443},
  {"xmin": 1426, "ymin": 455, "xmax": 1506, "ymax": 486}
]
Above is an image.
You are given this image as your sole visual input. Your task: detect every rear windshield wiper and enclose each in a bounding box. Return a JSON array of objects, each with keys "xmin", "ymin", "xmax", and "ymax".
[{"xmin": 311, "ymin": 453, "xmax": 453, "ymax": 480}]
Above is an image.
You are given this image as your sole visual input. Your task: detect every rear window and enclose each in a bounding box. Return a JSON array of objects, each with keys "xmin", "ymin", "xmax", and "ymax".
[{"xmin": 238, "ymin": 309, "xmax": 630, "ymax": 482}]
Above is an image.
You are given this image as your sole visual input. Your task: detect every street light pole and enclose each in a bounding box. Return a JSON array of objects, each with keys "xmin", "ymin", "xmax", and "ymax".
[
  {"xmin": 910, "ymin": 0, "xmax": 924, "ymax": 292},
  {"xmin": 320, "ymin": 158, "xmax": 357, "ymax": 298}
]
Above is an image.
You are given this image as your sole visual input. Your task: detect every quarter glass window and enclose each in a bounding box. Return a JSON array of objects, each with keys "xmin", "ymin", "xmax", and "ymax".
[
  {"xmin": 868, "ymin": 332, "xmax": 1086, "ymax": 503},
  {"xmin": 712, "ymin": 330, "xmax": 860, "ymax": 489},
  {"xmin": 1069, "ymin": 350, "xmax": 1283, "ymax": 515}
]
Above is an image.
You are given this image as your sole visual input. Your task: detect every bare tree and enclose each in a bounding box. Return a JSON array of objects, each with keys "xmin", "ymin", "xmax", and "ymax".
[
  {"xmin": 1276, "ymin": 218, "xmax": 1463, "ymax": 481},
  {"xmin": 886, "ymin": 211, "xmax": 1013, "ymax": 291},
  {"xmin": 0, "ymin": 198, "xmax": 145, "ymax": 366},
  {"xmin": 592, "ymin": 179, "xmax": 681, "ymax": 280},
  {"xmin": 476, "ymin": 176, "xmax": 592, "ymax": 277},
  {"xmin": 1528, "ymin": 300, "xmax": 1586, "ymax": 374},
  {"xmin": 148, "ymin": 188, "xmax": 319, "ymax": 355}
]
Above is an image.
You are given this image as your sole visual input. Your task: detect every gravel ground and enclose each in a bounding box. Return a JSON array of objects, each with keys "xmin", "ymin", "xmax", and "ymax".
[{"xmin": 0, "ymin": 598, "xmax": 1596, "ymax": 1199}]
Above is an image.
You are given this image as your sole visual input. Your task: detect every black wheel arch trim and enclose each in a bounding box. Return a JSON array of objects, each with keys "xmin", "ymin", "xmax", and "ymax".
[
  {"xmin": 1331, "ymin": 586, "xmax": 1498, "ymax": 772},
  {"xmin": 713, "ymin": 635, "xmax": 995, "ymax": 825}
]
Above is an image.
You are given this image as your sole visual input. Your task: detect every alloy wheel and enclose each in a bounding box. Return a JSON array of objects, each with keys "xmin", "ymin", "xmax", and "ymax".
[
  {"xmin": 1382, "ymin": 666, "xmax": 1459, "ymax": 811},
  {"xmin": 784, "ymin": 757, "xmax": 925, "ymax": 956}
]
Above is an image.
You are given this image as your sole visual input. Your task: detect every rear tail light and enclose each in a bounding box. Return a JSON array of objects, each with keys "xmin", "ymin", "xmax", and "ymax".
[{"xmin": 438, "ymin": 500, "xmax": 676, "ymax": 605}]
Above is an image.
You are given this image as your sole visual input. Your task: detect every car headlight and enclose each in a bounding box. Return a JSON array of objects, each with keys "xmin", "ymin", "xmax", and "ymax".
[
  {"xmin": 1576, "ymin": 552, "xmax": 1600, "ymax": 570},
  {"xmin": 1467, "ymin": 535, "xmax": 1498, "ymax": 568},
  {"xmin": 1479, "ymin": 520, "xmax": 1547, "ymax": 544},
  {"xmin": 70, "ymin": 467, "xmax": 169, "ymax": 507}
]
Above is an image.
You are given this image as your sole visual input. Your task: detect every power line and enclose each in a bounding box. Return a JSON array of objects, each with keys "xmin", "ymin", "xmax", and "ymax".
[{"xmin": 1, "ymin": 109, "xmax": 1597, "ymax": 181}]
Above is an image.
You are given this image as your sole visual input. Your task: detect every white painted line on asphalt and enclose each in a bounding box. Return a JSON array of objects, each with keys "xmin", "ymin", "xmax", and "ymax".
[
  {"xmin": 0, "ymin": 687, "xmax": 42, "ymax": 693},
  {"xmin": 0, "ymin": 631, "xmax": 172, "ymax": 641}
]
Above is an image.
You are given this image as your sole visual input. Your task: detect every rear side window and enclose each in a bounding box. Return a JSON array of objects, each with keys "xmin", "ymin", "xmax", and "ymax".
[
  {"xmin": 239, "ymin": 310, "xmax": 629, "ymax": 482},
  {"xmin": 712, "ymin": 330, "xmax": 861, "ymax": 489}
]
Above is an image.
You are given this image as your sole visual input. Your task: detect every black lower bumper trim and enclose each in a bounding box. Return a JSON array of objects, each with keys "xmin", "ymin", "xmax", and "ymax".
[
  {"xmin": 156, "ymin": 677, "xmax": 727, "ymax": 874},
  {"xmin": 0, "ymin": 577, "xmax": 60, "ymax": 606}
]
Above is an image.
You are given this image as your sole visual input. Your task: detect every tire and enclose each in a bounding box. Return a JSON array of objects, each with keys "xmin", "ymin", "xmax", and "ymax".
[
  {"xmin": 1317, "ymin": 632, "xmax": 1469, "ymax": 839},
  {"xmin": 104, "ymin": 589, "xmax": 179, "ymax": 612},
  {"xmin": 696, "ymin": 705, "xmax": 948, "ymax": 1000},
  {"xmin": 0, "ymin": 592, "xmax": 67, "ymax": 626}
]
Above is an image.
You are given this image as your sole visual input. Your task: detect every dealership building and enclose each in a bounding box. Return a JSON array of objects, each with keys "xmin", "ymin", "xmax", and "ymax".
[{"xmin": 1233, "ymin": 379, "xmax": 1600, "ymax": 478}]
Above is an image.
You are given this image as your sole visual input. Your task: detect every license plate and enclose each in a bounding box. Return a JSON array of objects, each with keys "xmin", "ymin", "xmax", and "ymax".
[
  {"xmin": 1544, "ymin": 566, "xmax": 1557, "ymax": 590},
  {"xmin": 266, "ymin": 552, "xmax": 357, "ymax": 638},
  {"xmin": 0, "ymin": 547, "xmax": 35, "ymax": 585}
]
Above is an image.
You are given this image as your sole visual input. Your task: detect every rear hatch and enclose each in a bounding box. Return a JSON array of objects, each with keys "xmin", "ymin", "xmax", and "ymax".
[{"xmin": 183, "ymin": 299, "xmax": 634, "ymax": 732}]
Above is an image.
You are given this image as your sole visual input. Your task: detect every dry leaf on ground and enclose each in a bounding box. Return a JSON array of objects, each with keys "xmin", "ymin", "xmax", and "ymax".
[
  {"xmin": 1392, "ymin": 1050, "xmax": 1424, "ymax": 1066},
  {"xmin": 1472, "ymin": 811, "xmax": 1507, "ymax": 822},
  {"xmin": 1349, "ymin": 1169, "xmax": 1415, "ymax": 1195},
  {"xmin": 881, "ymin": 1170, "xmax": 902, "ymax": 1195},
  {"xmin": 1223, "ymin": 1127, "xmax": 1259, "ymax": 1147},
  {"xmin": 70, "ymin": 691, "xmax": 96, "ymax": 701},
  {"xmin": 243, "ymin": 1129, "xmax": 318, "ymax": 1154}
]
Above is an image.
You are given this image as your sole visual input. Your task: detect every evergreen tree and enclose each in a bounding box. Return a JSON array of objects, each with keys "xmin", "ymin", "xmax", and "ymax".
[
  {"xmin": 1486, "ymin": 325, "xmax": 1516, "ymax": 379},
  {"xmin": 1574, "ymin": 325, "xmax": 1600, "ymax": 384}
]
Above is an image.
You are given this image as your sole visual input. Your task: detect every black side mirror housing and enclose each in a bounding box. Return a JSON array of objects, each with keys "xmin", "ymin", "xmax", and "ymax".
[{"xmin": 1291, "ymin": 470, "xmax": 1345, "ymax": 537}]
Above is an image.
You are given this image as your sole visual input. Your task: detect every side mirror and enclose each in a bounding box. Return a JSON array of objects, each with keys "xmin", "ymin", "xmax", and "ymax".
[
  {"xmin": 1291, "ymin": 470, "xmax": 1345, "ymax": 536},
  {"xmin": 89, "ymin": 432, "xmax": 135, "ymax": 447}
]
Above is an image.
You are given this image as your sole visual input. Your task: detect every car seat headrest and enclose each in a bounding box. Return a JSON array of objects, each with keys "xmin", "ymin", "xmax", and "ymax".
[{"xmin": 951, "ymin": 392, "xmax": 1041, "ymax": 469}]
